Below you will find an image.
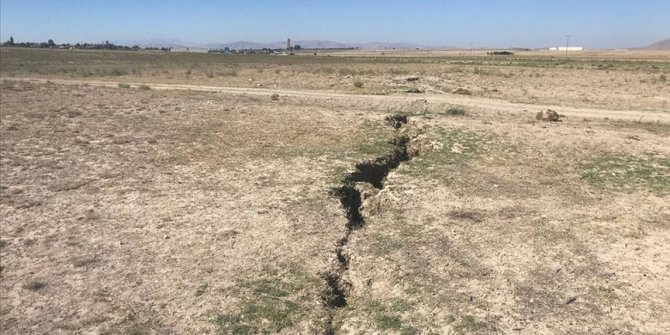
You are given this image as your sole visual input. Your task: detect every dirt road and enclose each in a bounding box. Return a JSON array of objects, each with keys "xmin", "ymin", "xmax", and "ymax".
[{"xmin": 7, "ymin": 77, "xmax": 670, "ymax": 123}]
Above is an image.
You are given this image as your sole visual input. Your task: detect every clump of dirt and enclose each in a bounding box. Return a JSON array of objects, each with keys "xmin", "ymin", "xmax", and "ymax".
[
  {"xmin": 536, "ymin": 109, "xmax": 561, "ymax": 122},
  {"xmin": 385, "ymin": 114, "xmax": 408, "ymax": 129},
  {"xmin": 453, "ymin": 88, "xmax": 472, "ymax": 95},
  {"xmin": 406, "ymin": 88, "xmax": 424, "ymax": 94}
]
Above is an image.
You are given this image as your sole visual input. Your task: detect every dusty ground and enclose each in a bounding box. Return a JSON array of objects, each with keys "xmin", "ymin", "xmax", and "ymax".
[
  {"xmin": 1, "ymin": 49, "xmax": 669, "ymax": 334},
  {"xmin": 1, "ymin": 48, "xmax": 669, "ymax": 112}
]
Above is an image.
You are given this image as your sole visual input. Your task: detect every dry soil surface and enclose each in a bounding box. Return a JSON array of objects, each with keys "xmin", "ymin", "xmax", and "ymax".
[{"xmin": 1, "ymin": 68, "xmax": 669, "ymax": 335}]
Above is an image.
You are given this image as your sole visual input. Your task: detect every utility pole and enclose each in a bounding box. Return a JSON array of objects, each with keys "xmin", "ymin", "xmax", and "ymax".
[
  {"xmin": 469, "ymin": 42, "xmax": 473, "ymax": 56},
  {"xmin": 565, "ymin": 35, "xmax": 572, "ymax": 59}
]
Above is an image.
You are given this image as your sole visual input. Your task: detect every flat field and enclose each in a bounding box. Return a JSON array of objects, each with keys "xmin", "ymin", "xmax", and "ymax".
[{"xmin": 1, "ymin": 48, "xmax": 669, "ymax": 334}]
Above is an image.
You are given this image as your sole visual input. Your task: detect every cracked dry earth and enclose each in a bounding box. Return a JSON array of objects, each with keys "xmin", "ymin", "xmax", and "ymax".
[
  {"xmin": 322, "ymin": 114, "xmax": 419, "ymax": 334},
  {"xmin": 1, "ymin": 80, "xmax": 670, "ymax": 335}
]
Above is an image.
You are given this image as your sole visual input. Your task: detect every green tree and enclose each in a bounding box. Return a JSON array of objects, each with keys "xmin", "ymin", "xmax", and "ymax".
[
  {"xmin": 8, "ymin": 36, "xmax": 14, "ymax": 45},
  {"xmin": 47, "ymin": 39, "xmax": 55, "ymax": 47}
]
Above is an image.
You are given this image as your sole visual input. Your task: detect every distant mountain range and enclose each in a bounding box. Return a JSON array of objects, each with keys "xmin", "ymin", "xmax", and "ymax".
[
  {"xmin": 111, "ymin": 38, "xmax": 670, "ymax": 51},
  {"xmin": 113, "ymin": 39, "xmax": 455, "ymax": 50},
  {"xmin": 206, "ymin": 40, "xmax": 456, "ymax": 50},
  {"xmin": 642, "ymin": 38, "xmax": 670, "ymax": 50}
]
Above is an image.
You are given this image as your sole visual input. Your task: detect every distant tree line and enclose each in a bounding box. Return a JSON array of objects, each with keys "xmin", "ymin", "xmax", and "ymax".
[{"xmin": 1, "ymin": 36, "xmax": 171, "ymax": 51}]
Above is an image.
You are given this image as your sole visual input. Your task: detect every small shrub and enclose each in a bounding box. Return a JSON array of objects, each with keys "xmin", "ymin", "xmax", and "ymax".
[
  {"xmin": 271, "ymin": 93, "xmax": 280, "ymax": 100},
  {"xmin": 452, "ymin": 88, "xmax": 471, "ymax": 95},
  {"xmin": 67, "ymin": 110, "xmax": 83, "ymax": 118},
  {"xmin": 24, "ymin": 280, "xmax": 46, "ymax": 291},
  {"xmin": 109, "ymin": 68, "xmax": 127, "ymax": 76},
  {"xmin": 444, "ymin": 107, "xmax": 466, "ymax": 116},
  {"xmin": 195, "ymin": 283, "xmax": 208, "ymax": 297},
  {"xmin": 338, "ymin": 68, "xmax": 354, "ymax": 76},
  {"xmin": 454, "ymin": 315, "xmax": 487, "ymax": 333},
  {"xmin": 206, "ymin": 71, "xmax": 214, "ymax": 78},
  {"xmin": 127, "ymin": 326, "xmax": 146, "ymax": 335},
  {"xmin": 377, "ymin": 314, "xmax": 402, "ymax": 330},
  {"xmin": 353, "ymin": 80, "xmax": 364, "ymax": 88},
  {"xmin": 390, "ymin": 68, "xmax": 409, "ymax": 75},
  {"xmin": 72, "ymin": 256, "xmax": 97, "ymax": 268},
  {"xmin": 138, "ymin": 85, "xmax": 151, "ymax": 91},
  {"xmin": 118, "ymin": 83, "xmax": 130, "ymax": 88},
  {"xmin": 660, "ymin": 74, "xmax": 667, "ymax": 83}
]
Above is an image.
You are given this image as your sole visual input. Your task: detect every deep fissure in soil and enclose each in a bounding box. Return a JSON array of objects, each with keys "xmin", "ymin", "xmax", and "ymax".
[{"xmin": 321, "ymin": 115, "xmax": 413, "ymax": 333}]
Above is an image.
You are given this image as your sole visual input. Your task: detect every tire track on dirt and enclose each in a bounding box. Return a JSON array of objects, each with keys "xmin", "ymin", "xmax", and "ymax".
[{"xmin": 7, "ymin": 77, "xmax": 670, "ymax": 123}]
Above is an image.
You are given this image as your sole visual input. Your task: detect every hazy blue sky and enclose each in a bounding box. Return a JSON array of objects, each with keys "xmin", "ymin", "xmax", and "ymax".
[{"xmin": 1, "ymin": 0, "xmax": 668, "ymax": 48}]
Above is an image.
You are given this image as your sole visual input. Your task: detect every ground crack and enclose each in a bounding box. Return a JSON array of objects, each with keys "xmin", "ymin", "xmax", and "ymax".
[{"xmin": 321, "ymin": 114, "xmax": 416, "ymax": 334}]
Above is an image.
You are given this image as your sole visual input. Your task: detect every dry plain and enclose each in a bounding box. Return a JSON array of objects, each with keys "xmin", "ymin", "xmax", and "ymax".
[{"xmin": 1, "ymin": 48, "xmax": 669, "ymax": 334}]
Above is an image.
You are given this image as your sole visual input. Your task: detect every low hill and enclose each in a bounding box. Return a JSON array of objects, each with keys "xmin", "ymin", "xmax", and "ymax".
[{"xmin": 643, "ymin": 38, "xmax": 670, "ymax": 50}]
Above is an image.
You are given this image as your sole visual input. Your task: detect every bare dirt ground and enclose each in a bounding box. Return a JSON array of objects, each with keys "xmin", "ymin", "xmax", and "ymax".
[
  {"xmin": 1, "ymin": 48, "xmax": 669, "ymax": 112},
  {"xmin": 7, "ymin": 77, "xmax": 670, "ymax": 123},
  {"xmin": 1, "ymin": 49, "xmax": 669, "ymax": 334}
]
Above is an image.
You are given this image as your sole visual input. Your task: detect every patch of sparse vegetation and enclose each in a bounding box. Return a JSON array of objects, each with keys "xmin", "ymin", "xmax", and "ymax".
[
  {"xmin": 215, "ymin": 294, "xmax": 299, "ymax": 334},
  {"xmin": 605, "ymin": 119, "xmax": 670, "ymax": 135},
  {"xmin": 363, "ymin": 300, "xmax": 417, "ymax": 334},
  {"xmin": 195, "ymin": 283, "xmax": 208, "ymax": 297},
  {"xmin": 441, "ymin": 106, "xmax": 467, "ymax": 116},
  {"xmin": 215, "ymin": 276, "xmax": 314, "ymax": 335},
  {"xmin": 422, "ymin": 128, "xmax": 486, "ymax": 162},
  {"xmin": 109, "ymin": 68, "xmax": 127, "ymax": 76},
  {"xmin": 390, "ymin": 68, "xmax": 410, "ymax": 75},
  {"xmin": 353, "ymin": 80, "xmax": 364, "ymax": 88},
  {"xmin": 219, "ymin": 69, "xmax": 238, "ymax": 77},
  {"xmin": 71, "ymin": 256, "xmax": 97, "ymax": 268},
  {"xmin": 315, "ymin": 67, "xmax": 334, "ymax": 74},
  {"xmin": 405, "ymin": 87, "xmax": 423, "ymax": 93},
  {"xmin": 138, "ymin": 84, "xmax": 151, "ymax": 91},
  {"xmin": 448, "ymin": 209, "xmax": 483, "ymax": 222},
  {"xmin": 24, "ymin": 280, "xmax": 46, "ymax": 291},
  {"xmin": 580, "ymin": 154, "xmax": 670, "ymax": 194},
  {"xmin": 377, "ymin": 314, "xmax": 402, "ymax": 330},
  {"xmin": 118, "ymin": 83, "xmax": 130, "ymax": 88},
  {"xmin": 452, "ymin": 88, "xmax": 472, "ymax": 95},
  {"xmin": 127, "ymin": 326, "xmax": 146, "ymax": 335},
  {"xmin": 453, "ymin": 315, "xmax": 488, "ymax": 334},
  {"xmin": 401, "ymin": 128, "xmax": 493, "ymax": 183}
]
